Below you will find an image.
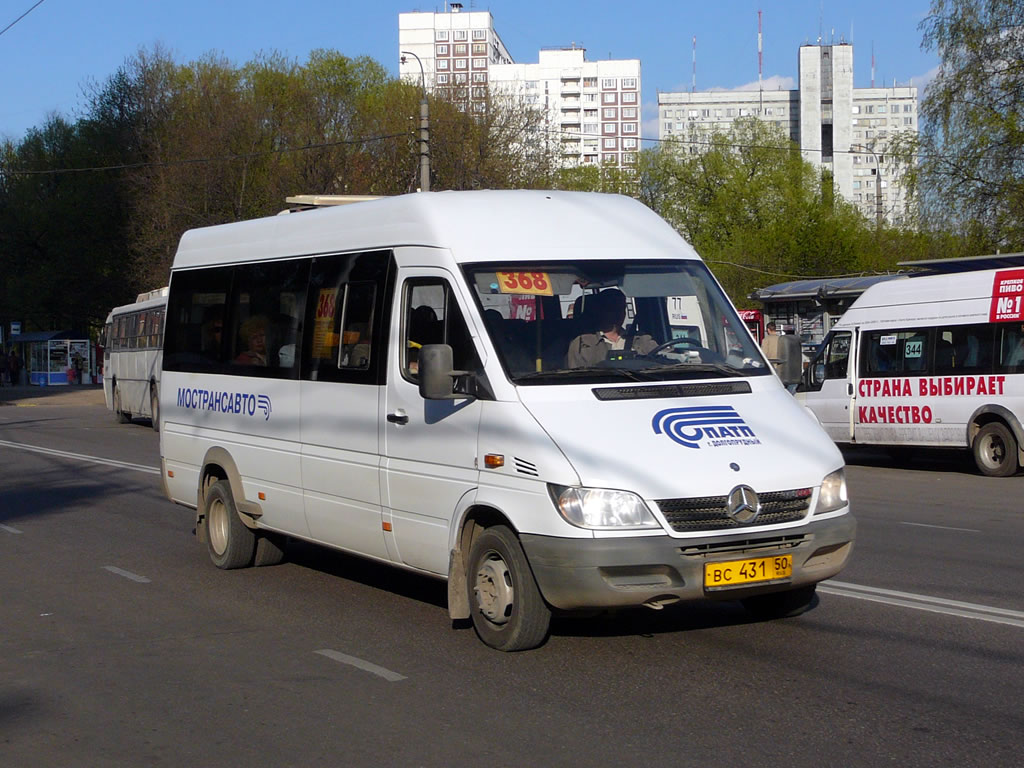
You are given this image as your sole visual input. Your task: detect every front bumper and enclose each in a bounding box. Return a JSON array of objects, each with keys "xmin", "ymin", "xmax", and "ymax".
[{"xmin": 520, "ymin": 512, "xmax": 856, "ymax": 611}]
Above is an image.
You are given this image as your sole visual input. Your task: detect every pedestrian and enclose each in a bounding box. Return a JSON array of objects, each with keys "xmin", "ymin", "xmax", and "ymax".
[
  {"xmin": 0, "ymin": 349, "xmax": 7, "ymax": 387},
  {"xmin": 8, "ymin": 349, "xmax": 21, "ymax": 386},
  {"xmin": 760, "ymin": 322, "xmax": 783, "ymax": 376}
]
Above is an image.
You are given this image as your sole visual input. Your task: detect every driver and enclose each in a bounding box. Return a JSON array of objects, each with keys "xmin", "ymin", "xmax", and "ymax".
[{"xmin": 566, "ymin": 288, "xmax": 657, "ymax": 367}]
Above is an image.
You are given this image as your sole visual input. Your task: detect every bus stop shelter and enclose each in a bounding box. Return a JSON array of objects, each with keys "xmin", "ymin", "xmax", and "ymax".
[{"xmin": 9, "ymin": 330, "xmax": 92, "ymax": 386}]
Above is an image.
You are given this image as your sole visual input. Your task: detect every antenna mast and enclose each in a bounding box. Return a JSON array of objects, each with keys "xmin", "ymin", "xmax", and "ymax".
[
  {"xmin": 758, "ymin": 9, "xmax": 763, "ymax": 110},
  {"xmin": 692, "ymin": 35, "xmax": 697, "ymax": 92}
]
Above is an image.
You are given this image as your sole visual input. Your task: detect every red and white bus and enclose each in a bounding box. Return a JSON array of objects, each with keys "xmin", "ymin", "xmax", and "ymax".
[{"xmin": 796, "ymin": 267, "xmax": 1024, "ymax": 476}]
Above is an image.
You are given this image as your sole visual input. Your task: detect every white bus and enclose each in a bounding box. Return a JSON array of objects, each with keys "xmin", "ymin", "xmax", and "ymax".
[
  {"xmin": 796, "ymin": 267, "xmax": 1024, "ymax": 476},
  {"xmin": 103, "ymin": 287, "xmax": 168, "ymax": 430},
  {"xmin": 159, "ymin": 191, "xmax": 854, "ymax": 651}
]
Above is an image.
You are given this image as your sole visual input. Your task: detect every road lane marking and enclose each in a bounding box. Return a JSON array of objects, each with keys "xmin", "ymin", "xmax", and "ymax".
[
  {"xmin": 0, "ymin": 439, "xmax": 159, "ymax": 475},
  {"xmin": 820, "ymin": 580, "xmax": 1024, "ymax": 629},
  {"xmin": 315, "ymin": 649, "xmax": 407, "ymax": 681},
  {"xmin": 1, "ymin": 523, "xmax": 23, "ymax": 534},
  {"xmin": 103, "ymin": 566, "xmax": 151, "ymax": 583},
  {"xmin": 900, "ymin": 521, "xmax": 981, "ymax": 533}
]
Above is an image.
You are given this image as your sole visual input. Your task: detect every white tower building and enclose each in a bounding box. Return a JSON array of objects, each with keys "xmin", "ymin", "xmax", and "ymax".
[{"xmin": 658, "ymin": 43, "xmax": 917, "ymax": 226}]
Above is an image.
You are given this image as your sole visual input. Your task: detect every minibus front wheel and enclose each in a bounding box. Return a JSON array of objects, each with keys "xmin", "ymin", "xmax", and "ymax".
[
  {"xmin": 204, "ymin": 479, "xmax": 256, "ymax": 569},
  {"xmin": 973, "ymin": 422, "xmax": 1019, "ymax": 477},
  {"xmin": 467, "ymin": 525, "xmax": 551, "ymax": 652}
]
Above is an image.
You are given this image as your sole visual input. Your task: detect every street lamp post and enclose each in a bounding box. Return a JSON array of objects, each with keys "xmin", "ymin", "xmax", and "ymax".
[
  {"xmin": 400, "ymin": 51, "xmax": 430, "ymax": 192},
  {"xmin": 851, "ymin": 143, "xmax": 883, "ymax": 231}
]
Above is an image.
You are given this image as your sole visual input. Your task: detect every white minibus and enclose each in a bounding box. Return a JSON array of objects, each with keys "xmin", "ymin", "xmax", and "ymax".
[
  {"xmin": 796, "ymin": 267, "xmax": 1024, "ymax": 476},
  {"xmin": 159, "ymin": 191, "xmax": 855, "ymax": 651},
  {"xmin": 103, "ymin": 287, "xmax": 168, "ymax": 430}
]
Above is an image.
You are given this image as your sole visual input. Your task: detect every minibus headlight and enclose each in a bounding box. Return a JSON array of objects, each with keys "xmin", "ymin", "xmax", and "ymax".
[
  {"xmin": 816, "ymin": 469, "xmax": 848, "ymax": 514},
  {"xmin": 548, "ymin": 485, "xmax": 660, "ymax": 530}
]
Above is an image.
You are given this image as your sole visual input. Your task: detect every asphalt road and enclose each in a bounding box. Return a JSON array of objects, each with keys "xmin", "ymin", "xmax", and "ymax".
[{"xmin": 1, "ymin": 390, "xmax": 1022, "ymax": 767}]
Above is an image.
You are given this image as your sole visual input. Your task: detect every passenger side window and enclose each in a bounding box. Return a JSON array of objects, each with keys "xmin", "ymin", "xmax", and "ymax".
[
  {"xmin": 302, "ymin": 251, "xmax": 391, "ymax": 385},
  {"xmin": 997, "ymin": 323, "xmax": 1024, "ymax": 373},
  {"xmin": 227, "ymin": 260, "xmax": 309, "ymax": 378},
  {"xmin": 402, "ymin": 279, "xmax": 481, "ymax": 381},
  {"xmin": 934, "ymin": 324, "xmax": 993, "ymax": 375},
  {"xmin": 163, "ymin": 267, "xmax": 232, "ymax": 372},
  {"xmin": 861, "ymin": 329, "xmax": 931, "ymax": 377}
]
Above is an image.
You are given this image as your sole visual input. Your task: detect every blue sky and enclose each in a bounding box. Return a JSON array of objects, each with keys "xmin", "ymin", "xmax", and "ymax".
[{"xmin": 0, "ymin": 0, "xmax": 939, "ymax": 142}]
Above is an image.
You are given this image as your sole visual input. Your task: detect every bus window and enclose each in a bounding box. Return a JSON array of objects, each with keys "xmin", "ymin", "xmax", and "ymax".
[
  {"xmin": 933, "ymin": 324, "xmax": 993, "ymax": 375},
  {"xmin": 861, "ymin": 329, "xmax": 932, "ymax": 377},
  {"xmin": 998, "ymin": 323, "xmax": 1024, "ymax": 373},
  {"xmin": 226, "ymin": 259, "xmax": 309, "ymax": 376},
  {"xmin": 302, "ymin": 251, "xmax": 390, "ymax": 385}
]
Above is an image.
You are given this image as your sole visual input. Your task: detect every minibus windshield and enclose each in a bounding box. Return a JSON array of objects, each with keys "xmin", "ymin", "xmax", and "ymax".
[{"xmin": 463, "ymin": 260, "xmax": 771, "ymax": 384}]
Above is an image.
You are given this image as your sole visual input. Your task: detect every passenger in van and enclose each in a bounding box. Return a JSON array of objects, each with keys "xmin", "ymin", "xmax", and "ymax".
[
  {"xmin": 200, "ymin": 306, "xmax": 225, "ymax": 359},
  {"xmin": 566, "ymin": 289, "xmax": 656, "ymax": 367},
  {"xmin": 407, "ymin": 305, "xmax": 440, "ymax": 374},
  {"xmin": 235, "ymin": 315, "xmax": 268, "ymax": 366}
]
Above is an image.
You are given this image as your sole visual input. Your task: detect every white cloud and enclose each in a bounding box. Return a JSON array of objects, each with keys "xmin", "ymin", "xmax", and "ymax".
[
  {"xmin": 909, "ymin": 65, "xmax": 940, "ymax": 94},
  {"xmin": 715, "ymin": 74, "xmax": 797, "ymax": 92}
]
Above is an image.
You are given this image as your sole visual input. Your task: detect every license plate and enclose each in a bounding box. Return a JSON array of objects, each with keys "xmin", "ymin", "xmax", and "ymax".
[{"xmin": 704, "ymin": 554, "xmax": 792, "ymax": 590}]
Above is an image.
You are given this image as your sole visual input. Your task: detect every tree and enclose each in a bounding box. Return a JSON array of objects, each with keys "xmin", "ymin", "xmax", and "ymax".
[
  {"xmin": 631, "ymin": 119, "xmax": 875, "ymax": 303},
  {"xmin": 909, "ymin": 0, "xmax": 1024, "ymax": 250}
]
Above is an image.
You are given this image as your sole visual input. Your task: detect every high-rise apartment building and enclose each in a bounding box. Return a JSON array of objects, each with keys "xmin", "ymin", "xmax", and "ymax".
[
  {"xmin": 490, "ymin": 48, "xmax": 641, "ymax": 169},
  {"xmin": 398, "ymin": 7, "xmax": 513, "ymax": 115},
  {"xmin": 658, "ymin": 44, "xmax": 918, "ymax": 226},
  {"xmin": 398, "ymin": 7, "xmax": 640, "ymax": 169}
]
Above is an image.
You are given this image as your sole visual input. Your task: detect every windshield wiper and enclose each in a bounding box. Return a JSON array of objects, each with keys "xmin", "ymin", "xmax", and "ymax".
[{"xmin": 513, "ymin": 366, "xmax": 649, "ymax": 382}]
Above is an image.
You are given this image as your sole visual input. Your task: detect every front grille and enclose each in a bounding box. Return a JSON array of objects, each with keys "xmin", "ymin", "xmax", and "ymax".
[{"xmin": 656, "ymin": 488, "xmax": 812, "ymax": 533}]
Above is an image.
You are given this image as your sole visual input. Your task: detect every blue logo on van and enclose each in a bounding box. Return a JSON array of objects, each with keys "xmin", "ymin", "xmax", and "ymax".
[
  {"xmin": 652, "ymin": 406, "xmax": 760, "ymax": 449},
  {"xmin": 176, "ymin": 387, "xmax": 272, "ymax": 421}
]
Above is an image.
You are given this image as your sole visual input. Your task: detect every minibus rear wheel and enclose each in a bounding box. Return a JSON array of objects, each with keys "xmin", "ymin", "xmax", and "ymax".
[
  {"xmin": 741, "ymin": 584, "xmax": 817, "ymax": 620},
  {"xmin": 972, "ymin": 422, "xmax": 1018, "ymax": 477},
  {"xmin": 467, "ymin": 525, "xmax": 551, "ymax": 652},
  {"xmin": 204, "ymin": 479, "xmax": 255, "ymax": 569}
]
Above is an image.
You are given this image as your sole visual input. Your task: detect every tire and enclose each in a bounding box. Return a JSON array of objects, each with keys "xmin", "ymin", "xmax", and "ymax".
[
  {"xmin": 150, "ymin": 385, "xmax": 160, "ymax": 433},
  {"xmin": 253, "ymin": 532, "xmax": 287, "ymax": 567},
  {"xmin": 112, "ymin": 385, "xmax": 131, "ymax": 424},
  {"xmin": 973, "ymin": 422, "xmax": 1018, "ymax": 477},
  {"xmin": 742, "ymin": 584, "xmax": 817, "ymax": 620},
  {"xmin": 204, "ymin": 479, "xmax": 255, "ymax": 569},
  {"xmin": 467, "ymin": 525, "xmax": 551, "ymax": 652}
]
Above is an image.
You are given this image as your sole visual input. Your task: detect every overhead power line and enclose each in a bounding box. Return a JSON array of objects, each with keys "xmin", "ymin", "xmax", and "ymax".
[
  {"xmin": 0, "ymin": 0, "xmax": 47, "ymax": 39},
  {"xmin": 2, "ymin": 131, "xmax": 411, "ymax": 176}
]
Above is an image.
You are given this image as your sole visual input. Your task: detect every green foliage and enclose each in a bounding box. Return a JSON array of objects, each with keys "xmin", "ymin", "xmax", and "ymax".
[
  {"xmin": 911, "ymin": 0, "xmax": 1024, "ymax": 250},
  {"xmin": 624, "ymin": 119, "xmax": 890, "ymax": 305}
]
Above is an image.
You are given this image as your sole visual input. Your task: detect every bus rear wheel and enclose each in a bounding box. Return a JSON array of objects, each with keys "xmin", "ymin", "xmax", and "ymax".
[
  {"xmin": 112, "ymin": 385, "xmax": 131, "ymax": 424},
  {"xmin": 973, "ymin": 422, "xmax": 1019, "ymax": 477},
  {"xmin": 204, "ymin": 479, "xmax": 255, "ymax": 569},
  {"xmin": 150, "ymin": 385, "xmax": 160, "ymax": 432}
]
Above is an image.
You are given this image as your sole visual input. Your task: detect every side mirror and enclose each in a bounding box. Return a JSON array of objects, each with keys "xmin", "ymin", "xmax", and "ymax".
[
  {"xmin": 418, "ymin": 344, "xmax": 474, "ymax": 400},
  {"xmin": 778, "ymin": 334, "xmax": 803, "ymax": 386},
  {"xmin": 814, "ymin": 363, "xmax": 826, "ymax": 384}
]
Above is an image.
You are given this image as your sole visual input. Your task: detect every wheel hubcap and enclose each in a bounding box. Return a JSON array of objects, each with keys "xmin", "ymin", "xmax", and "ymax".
[
  {"xmin": 982, "ymin": 435, "xmax": 1005, "ymax": 468},
  {"xmin": 473, "ymin": 552, "xmax": 514, "ymax": 625},
  {"xmin": 208, "ymin": 497, "xmax": 228, "ymax": 555}
]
